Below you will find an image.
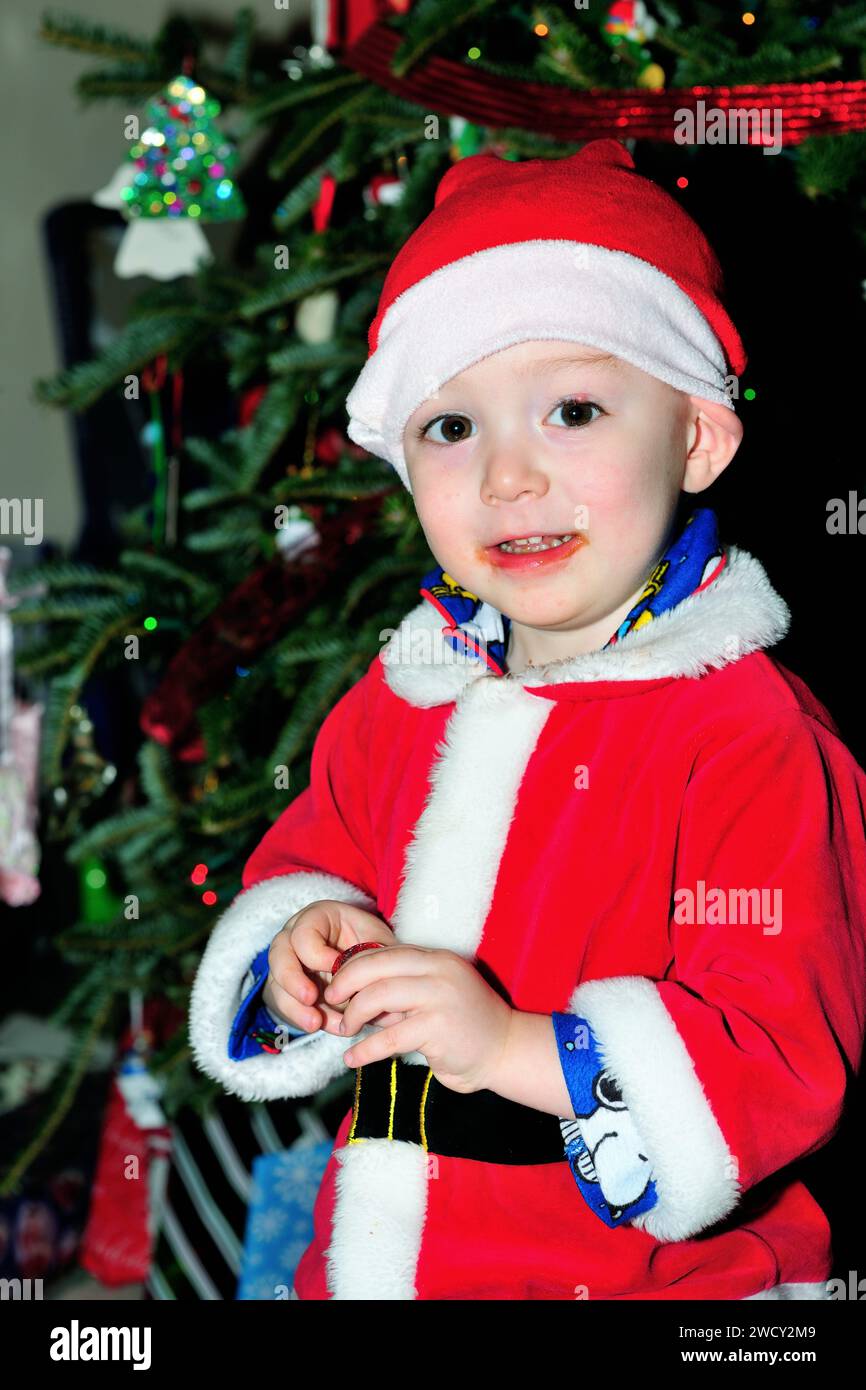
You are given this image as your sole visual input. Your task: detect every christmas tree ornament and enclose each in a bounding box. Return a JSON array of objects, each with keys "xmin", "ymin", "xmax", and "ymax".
[
  {"xmin": 78, "ymin": 855, "xmax": 124, "ymax": 926},
  {"xmin": 274, "ymin": 504, "xmax": 321, "ymax": 561},
  {"xmin": 294, "ymin": 172, "xmax": 341, "ymax": 343},
  {"xmin": 602, "ymin": 1, "xmax": 664, "ymax": 87},
  {"xmin": 92, "ymin": 162, "xmax": 136, "ymax": 210},
  {"xmin": 602, "ymin": 0, "xmax": 658, "ymax": 51},
  {"xmin": 100, "ymin": 73, "xmax": 246, "ymax": 281},
  {"xmin": 48, "ymin": 704, "xmax": 117, "ymax": 839},
  {"xmin": 636, "ymin": 62, "xmax": 666, "ymax": 90},
  {"xmin": 0, "ymin": 548, "xmax": 44, "ymax": 908},
  {"xmin": 448, "ymin": 115, "xmax": 485, "ymax": 160},
  {"xmin": 140, "ymin": 353, "xmax": 185, "ymax": 546},
  {"xmin": 312, "ymin": 171, "xmax": 337, "ymax": 232},
  {"xmin": 295, "ymin": 289, "xmax": 340, "ymax": 344},
  {"xmin": 78, "ymin": 995, "xmax": 174, "ymax": 1287},
  {"xmin": 362, "ymin": 172, "xmax": 405, "ymax": 212}
]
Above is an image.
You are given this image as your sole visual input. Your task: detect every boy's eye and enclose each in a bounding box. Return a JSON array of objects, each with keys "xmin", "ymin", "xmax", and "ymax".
[
  {"xmin": 546, "ymin": 399, "xmax": 604, "ymax": 429},
  {"xmin": 418, "ymin": 414, "xmax": 477, "ymax": 445}
]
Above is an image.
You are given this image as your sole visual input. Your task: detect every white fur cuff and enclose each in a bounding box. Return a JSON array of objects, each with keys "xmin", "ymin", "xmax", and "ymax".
[
  {"xmin": 188, "ymin": 871, "xmax": 378, "ymax": 1102},
  {"xmin": 569, "ymin": 975, "xmax": 739, "ymax": 1242}
]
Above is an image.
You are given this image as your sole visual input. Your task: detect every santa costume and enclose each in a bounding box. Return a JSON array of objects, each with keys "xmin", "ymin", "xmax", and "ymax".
[{"xmin": 188, "ymin": 140, "xmax": 866, "ymax": 1300}]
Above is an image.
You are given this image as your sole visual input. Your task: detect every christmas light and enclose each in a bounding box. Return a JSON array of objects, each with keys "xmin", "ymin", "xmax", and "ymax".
[
  {"xmin": 191, "ymin": 864, "xmax": 208, "ymax": 885},
  {"xmin": 202, "ymin": 890, "xmax": 218, "ymax": 906}
]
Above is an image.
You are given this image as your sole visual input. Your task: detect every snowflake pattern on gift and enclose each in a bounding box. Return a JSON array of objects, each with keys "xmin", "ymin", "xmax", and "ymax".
[{"xmin": 235, "ymin": 1141, "xmax": 333, "ymax": 1300}]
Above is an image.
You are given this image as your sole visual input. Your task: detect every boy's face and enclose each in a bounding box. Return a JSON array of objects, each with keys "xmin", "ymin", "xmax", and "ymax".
[{"xmin": 402, "ymin": 339, "xmax": 735, "ymax": 650}]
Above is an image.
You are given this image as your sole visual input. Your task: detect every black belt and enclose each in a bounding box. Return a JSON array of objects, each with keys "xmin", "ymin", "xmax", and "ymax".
[{"xmin": 347, "ymin": 1057, "xmax": 568, "ymax": 1165}]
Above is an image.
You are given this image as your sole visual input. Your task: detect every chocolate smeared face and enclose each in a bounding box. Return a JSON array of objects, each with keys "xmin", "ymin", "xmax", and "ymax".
[{"xmin": 403, "ymin": 339, "xmax": 730, "ymax": 668}]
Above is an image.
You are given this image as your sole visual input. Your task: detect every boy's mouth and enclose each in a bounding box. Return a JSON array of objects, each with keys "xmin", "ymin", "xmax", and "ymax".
[
  {"xmin": 482, "ymin": 532, "xmax": 585, "ymax": 570},
  {"xmin": 494, "ymin": 533, "xmax": 575, "ymax": 554}
]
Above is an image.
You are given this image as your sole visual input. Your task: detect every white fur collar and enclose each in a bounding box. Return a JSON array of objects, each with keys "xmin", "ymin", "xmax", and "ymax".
[{"xmin": 381, "ymin": 545, "xmax": 790, "ymax": 708}]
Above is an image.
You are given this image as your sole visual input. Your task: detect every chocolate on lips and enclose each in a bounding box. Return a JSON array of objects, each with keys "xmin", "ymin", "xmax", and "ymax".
[{"xmin": 482, "ymin": 532, "xmax": 586, "ymax": 570}]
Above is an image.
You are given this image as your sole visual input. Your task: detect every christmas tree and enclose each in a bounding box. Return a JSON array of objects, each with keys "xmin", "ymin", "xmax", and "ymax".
[{"xmin": 5, "ymin": 0, "xmax": 866, "ymax": 1198}]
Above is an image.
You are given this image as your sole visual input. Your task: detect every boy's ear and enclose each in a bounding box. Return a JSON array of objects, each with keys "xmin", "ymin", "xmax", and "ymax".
[{"xmin": 681, "ymin": 396, "xmax": 743, "ymax": 494}]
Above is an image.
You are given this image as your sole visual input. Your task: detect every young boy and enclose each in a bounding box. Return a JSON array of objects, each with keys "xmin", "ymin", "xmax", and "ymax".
[{"xmin": 188, "ymin": 140, "xmax": 866, "ymax": 1300}]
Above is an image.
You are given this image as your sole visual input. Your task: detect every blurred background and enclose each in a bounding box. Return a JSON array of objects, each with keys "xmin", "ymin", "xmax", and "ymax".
[{"xmin": 1, "ymin": 0, "xmax": 865, "ymax": 1301}]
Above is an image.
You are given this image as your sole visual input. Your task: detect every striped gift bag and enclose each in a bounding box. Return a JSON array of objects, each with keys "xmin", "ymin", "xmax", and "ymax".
[{"xmin": 145, "ymin": 1075, "xmax": 352, "ymax": 1300}]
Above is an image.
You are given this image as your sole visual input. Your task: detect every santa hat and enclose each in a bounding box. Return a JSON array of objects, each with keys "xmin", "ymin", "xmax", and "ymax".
[{"xmin": 345, "ymin": 139, "xmax": 746, "ymax": 493}]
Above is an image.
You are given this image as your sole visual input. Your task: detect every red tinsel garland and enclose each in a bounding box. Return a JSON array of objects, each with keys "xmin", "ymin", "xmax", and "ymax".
[{"xmin": 329, "ymin": 2, "xmax": 866, "ymax": 145}]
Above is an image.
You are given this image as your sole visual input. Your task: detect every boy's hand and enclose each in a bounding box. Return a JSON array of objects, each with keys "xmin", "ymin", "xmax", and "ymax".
[
  {"xmin": 262, "ymin": 900, "xmax": 396, "ymax": 1036},
  {"xmin": 322, "ymin": 946, "xmax": 514, "ymax": 1094}
]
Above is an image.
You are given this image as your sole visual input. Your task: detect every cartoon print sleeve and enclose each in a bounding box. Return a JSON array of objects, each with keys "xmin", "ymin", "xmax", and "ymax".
[
  {"xmin": 551, "ymin": 1011, "xmax": 658, "ymax": 1227},
  {"xmin": 228, "ymin": 946, "xmax": 309, "ymax": 1060},
  {"xmin": 188, "ymin": 654, "xmax": 384, "ymax": 1102},
  {"xmin": 564, "ymin": 710, "xmax": 866, "ymax": 1243}
]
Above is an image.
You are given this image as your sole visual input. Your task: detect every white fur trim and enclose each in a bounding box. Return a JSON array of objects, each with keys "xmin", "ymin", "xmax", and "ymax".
[
  {"xmin": 568, "ymin": 975, "xmax": 739, "ymax": 1242},
  {"xmin": 381, "ymin": 544, "xmax": 790, "ymax": 708},
  {"xmin": 323, "ymin": 678, "xmax": 553, "ymax": 1293},
  {"xmin": 296, "ymin": 1275, "xmax": 830, "ymax": 1301},
  {"xmin": 326, "ymin": 1139, "xmax": 429, "ymax": 1299},
  {"xmin": 743, "ymin": 1281, "xmax": 830, "ymax": 1300},
  {"xmin": 389, "ymin": 677, "xmax": 553, "ymax": 1064},
  {"xmin": 188, "ymin": 871, "xmax": 379, "ymax": 1102},
  {"xmin": 345, "ymin": 240, "xmax": 734, "ymax": 490}
]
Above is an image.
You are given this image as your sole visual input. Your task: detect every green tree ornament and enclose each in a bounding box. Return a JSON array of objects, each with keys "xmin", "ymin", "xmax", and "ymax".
[{"xmin": 113, "ymin": 74, "xmax": 246, "ymax": 280}]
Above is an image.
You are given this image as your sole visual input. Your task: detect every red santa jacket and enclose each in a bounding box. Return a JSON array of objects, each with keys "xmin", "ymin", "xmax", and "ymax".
[{"xmin": 188, "ymin": 543, "xmax": 866, "ymax": 1300}]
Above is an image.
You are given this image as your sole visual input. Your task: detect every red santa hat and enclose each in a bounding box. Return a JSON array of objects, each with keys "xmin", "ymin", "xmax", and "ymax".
[{"xmin": 345, "ymin": 139, "xmax": 746, "ymax": 493}]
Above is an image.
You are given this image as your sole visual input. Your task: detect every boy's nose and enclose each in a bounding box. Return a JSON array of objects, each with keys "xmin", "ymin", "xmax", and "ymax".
[{"xmin": 480, "ymin": 447, "xmax": 550, "ymax": 504}]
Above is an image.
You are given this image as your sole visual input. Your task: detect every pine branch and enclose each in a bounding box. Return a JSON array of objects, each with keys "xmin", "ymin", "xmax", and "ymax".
[
  {"xmin": 183, "ymin": 516, "xmax": 265, "ymax": 552},
  {"xmin": 34, "ymin": 310, "xmax": 209, "ymax": 412},
  {"xmin": 268, "ymin": 86, "xmax": 371, "ymax": 179},
  {"xmin": 197, "ymin": 773, "xmax": 273, "ymax": 831},
  {"xmin": 219, "ymin": 5, "xmax": 255, "ymax": 86},
  {"xmin": 39, "ymin": 12, "xmax": 153, "ymax": 63},
  {"xmin": 271, "ymin": 470, "xmax": 394, "ymax": 501},
  {"xmin": 268, "ymin": 648, "xmax": 367, "ymax": 771},
  {"xmin": 340, "ymin": 555, "xmax": 426, "ymax": 618},
  {"xmin": 389, "ymin": 0, "xmax": 501, "ymax": 77},
  {"xmin": 239, "ymin": 252, "xmax": 391, "ymax": 320},
  {"xmin": 246, "ymin": 70, "xmax": 365, "ymax": 122},
  {"xmin": 182, "ymin": 434, "xmax": 245, "ymax": 487},
  {"xmin": 235, "ymin": 377, "xmax": 301, "ymax": 488},
  {"xmin": 118, "ymin": 549, "xmax": 220, "ymax": 605},
  {"xmin": 9, "ymin": 596, "xmax": 129, "ymax": 625},
  {"xmin": 6, "ymin": 561, "xmax": 130, "ymax": 595},
  {"xmin": 273, "ymin": 163, "xmax": 335, "ymax": 230},
  {"xmin": 137, "ymin": 739, "xmax": 185, "ymax": 814},
  {"xmin": 0, "ymin": 986, "xmax": 116, "ymax": 1196},
  {"xmin": 73, "ymin": 66, "xmax": 169, "ymax": 103},
  {"xmin": 14, "ymin": 640, "xmax": 76, "ymax": 679},
  {"xmin": 64, "ymin": 807, "xmax": 169, "ymax": 863},
  {"xmin": 267, "ymin": 341, "xmax": 366, "ymax": 375},
  {"xmin": 273, "ymin": 635, "xmax": 353, "ymax": 672}
]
